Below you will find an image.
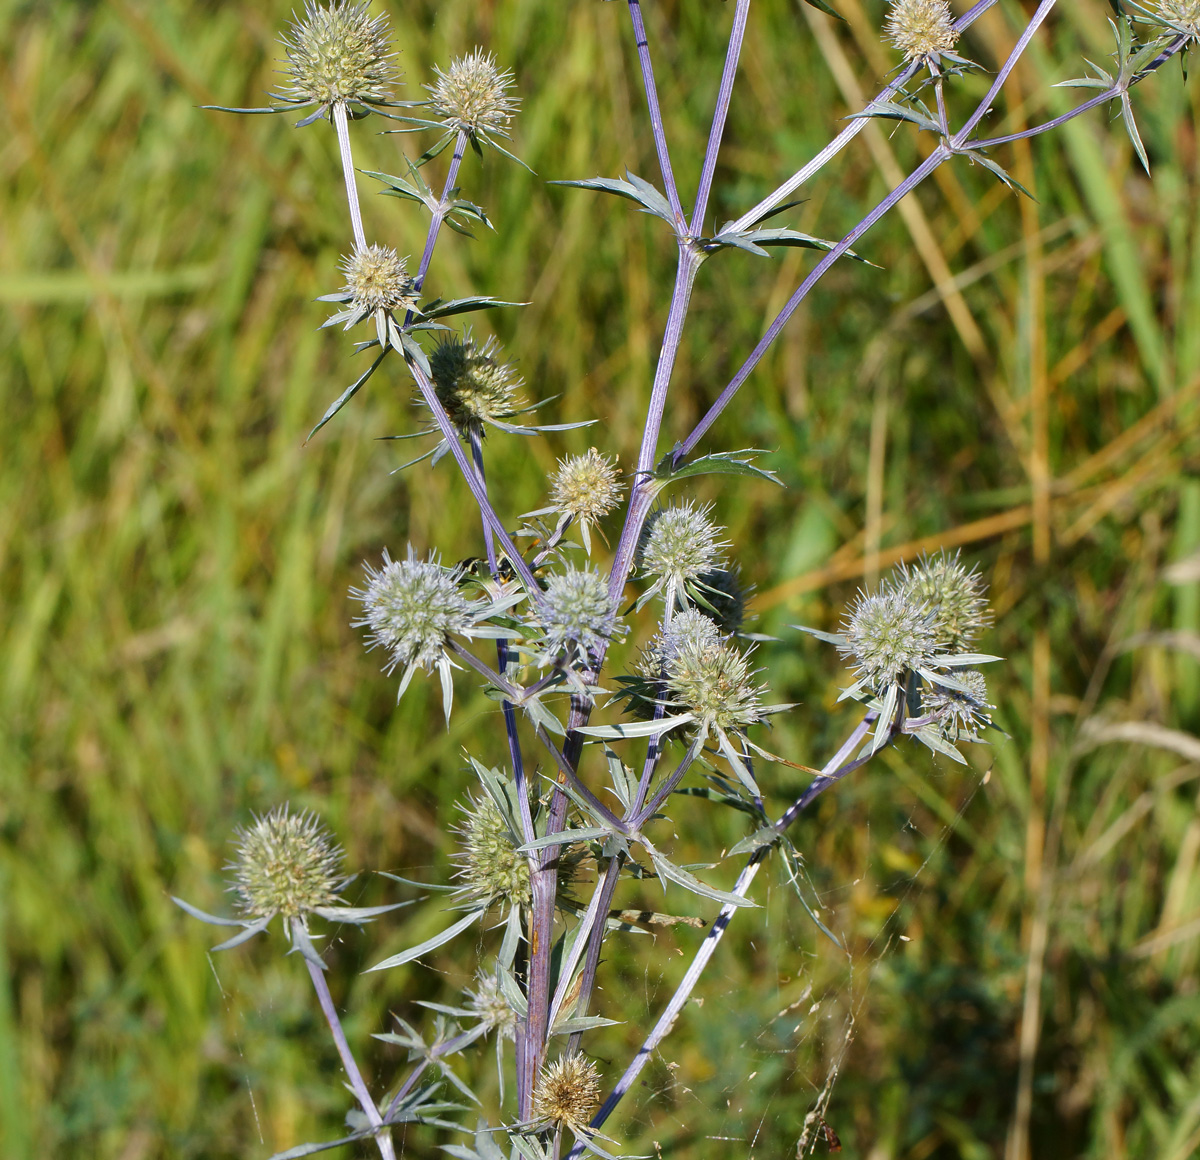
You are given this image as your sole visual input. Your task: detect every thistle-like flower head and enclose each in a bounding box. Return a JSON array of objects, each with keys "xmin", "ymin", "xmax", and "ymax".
[
  {"xmin": 228, "ymin": 805, "xmax": 343, "ymax": 920},
  {"xmin": 665, "ymin": 633, "xmax": 764, "ymax": 733},
  {"xmin": 640, "ymin": 608, "xmax": 722, "ymax": 679},
  {"xmin": 454, "ymin": 793, "xmax": 532, "ymax": 908},
  {"xmin": 923, "ymin": 668, "xmax": 992, "ymax": 741},
  {"xmin": 279, "ymin": 1, "xmax": 398, "ymax": 108},
  {"xmin": 428, "ymin": 49, "xmax": 519, "ymax": 138},
  {"xmin": 465, "ymin": 971, "xmax": 519, "ymax": 1039},
  {"xmin": 884, "ymin": 0, "xmax": 958, "ymax": 62},
  {"xmin": 351, "ymin": 547, "xmax": 473, "ymax": 675},
  {"xmin": 533, "ymin": 1053, "xmax": 602, "ymax": 1133},
  {"xmin": 839, "ymin": 586, "xmax": 938, "ymax": 694},
  {"xmin": 638, "ymin": 501, "xmax": 729, "ymax": 609},
  {"xmin": 1156, "ymin": 0, "xmax": 1200, "ymax": 36},
  {"xmin": 538, "ymin": 566, "xmax": 623, "ymax": 657},
  {"xmin": 550, "ymin": 449, "xmax": 623, "ymax": 530},
  {"xmin": 429, "ymin": 331, "xmax": 525, "ymax": 435},
  {"xmin": 898, "ymin": 551, "xmax": 990, "ymax": 653},
  {"xmin": 340, "ymin": 244, "xmax": 417, "ymax": 315}
]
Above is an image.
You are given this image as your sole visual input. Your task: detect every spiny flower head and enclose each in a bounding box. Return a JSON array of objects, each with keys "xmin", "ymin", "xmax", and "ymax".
[
  {"xmin": 550, "ymin": 449, "xmax": 623, "ymax": 528},
  {"xmin": 429, "ymin": 331, "xmax": 525, "ymax": 434},
  {"xmin": 839, "ymin": 586, "xmax": 938, "ymax": 693},
  {"xmin": 466, "ymin": 972, "xmax": 519, "ymax": 1038},
  {"xmin": 640, "ymin": 608, "xmax": 722, "ymax": 679},
  {"xmin": 898, "ymin": 551, "xmax": 990, "ymax": 653},
  {"xmin": 533, "ymin": 1053, "xmax": 602, "ymax": 1133},
  {"xmin": 228, "ymin": 805, "xmax": 343, "ymax": 919},
  {"xmin": 454, "ymin": 793, "xmax": 532, "ymax": 908},
  {"xmin": 351, "ymin": 547, "xmax": 473, "ymax": 674},
  {"xmin": 639, "ymin": 501, "xmax": 729, "ymax": 608},
  {"xmin": 1156, "ymin": 0, "xmax": 1200, "ymax": 37},
  {"xmin": 340, "ymin": 244, "xmax": 417, "ymax": 314},
  {"xmin": 885, "ymin": 0, "xmax": 958, "ymax": 62},
  {"xmin": 538, "ymin": 566, "xmax": 623, "ymax": 656},
  {"xmin": 666, "ymin": 634, "xmax": 764, "ymax": 733},
  {"xmin": 923, "ymin": 668, "xmax": 992, "ymax": 741},
  {"xmin": 279, "ymin": 1, "xmax": 398, "ymax": 108},
  {"xmin": 428, "ymin": 49, "xmax": 519, "ymax": 138}
]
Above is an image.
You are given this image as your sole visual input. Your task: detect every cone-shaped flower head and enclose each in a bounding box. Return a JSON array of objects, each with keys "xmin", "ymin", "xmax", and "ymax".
[
  {"xmin": 666, "ymin": 633, "xmax": 764, "ymax": 733},
  {"xmin": 538, "ymin": 566, "xmax": 623, "ymax": 656},
  {"xmin": 454, "ymin": 794, "xmax": 532, "ymax": 907},
  {"xmin": 340, "ymin": 244, "xmax": 417, "ymax": 314},
  {"xmin": 351, "ymin": 547, "xmax": 473, "ymax": 674},
  {"xmin": 228, "ymin": 805, "xmax": 343, "ymax": 919},
  {"xmin": 429, "ymin": 49, "xmax": 519, "ymax": 138},
  {"xmin": 550, "ymin": 449, "xmax": 623, "ymax": 528},
  {"xmin": 1157, "ymin": 0, "xmax": 1200, "ymax": 36},
  {"xmin": 639, "ymin": 501, "xmax": 729, "ymax": 609},
  {"xmin": 429, "ymin": 331, "xmax": 524, "ymax": 435},
  {"xmin": 279, "ymin": 1, "xmax": 398, "ymax": 107},
  {"xmin": 923, "ymin": 668, "xmax": 992, "ymax": 739},
  {"xmin": 534, "ymin": 1053, "xmax": 602, "ymax": 1133},
  {"xmin": 885, "ymin": 0, "xmax": 958, "ymax": 62},
  {"xmin": 840, "ymin": 586, "xmax": 938, "ymax": 694},
  {"xmin": 898, "ymin": 551, "xmax": 990, "ymax": 653}
]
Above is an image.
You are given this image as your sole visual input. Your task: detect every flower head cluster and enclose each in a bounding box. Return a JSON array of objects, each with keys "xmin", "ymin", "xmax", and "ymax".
[
  {"xmin": 533, "ymin": 1053, "xmax": 602, "ymax": 1133},
  {"xmin": 638, "ymin": 501, "xmax": 729, "ymax": 610},
  {"xmin": 340, "ymin": 244, "xmax": 417, "ymax": 315},
  {"xmin": 538, "ymin": 566, "xmax": 623, "ymax": 658},
  {"xmin": 454, "ymin": 793, "xmax": 532, "ymax": 908},
  {"xmin": 884, "ymin": 0, "xmax": 958, "ymax": 62},
  {"xmin": 278, "ymin": 0, "xmax": 398, "ymax": 109},
  {"xmin": 923, "ymin": 668, "xmax": 992, "ymax": 741},
  {"xmin": 898, "ymin": 551, "xmax": 990, "ymax": 653},
  {"xmin": 666, "ymin": 632, "xmax": 764, "ymax": 734},
  {"xmin": 839, "ymin": 587, "xmax": 938, "ymax": 695},
  {"xmin": 428, "ymin": 49, "xmax": 519, "ymax": 139},
  {"xmin": 1156, "ymin": 0, "xmax": 1200, "ymax": 37},
  {"xmin": 429, "ymin": 331, "xmax": 525, "ymax": 436},
  {"xmin": 550, "ymin": 449, "xmax": 623, "ymax": 552},
  {"xmin": 229, "ymin": 805, "xmax": 343, "ymax": 920}
]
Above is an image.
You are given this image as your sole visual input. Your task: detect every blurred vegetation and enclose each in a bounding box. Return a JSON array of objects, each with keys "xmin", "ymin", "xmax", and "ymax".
[{"xmin": 2, "ymin": 0, "xmax": 1200, "ymax": 1156}]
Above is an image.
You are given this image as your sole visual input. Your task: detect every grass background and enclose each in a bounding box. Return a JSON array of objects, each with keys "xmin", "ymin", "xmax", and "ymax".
[{"xmin": 3, "ymin": 0, "xmax": 1200, "ymax": 1156}]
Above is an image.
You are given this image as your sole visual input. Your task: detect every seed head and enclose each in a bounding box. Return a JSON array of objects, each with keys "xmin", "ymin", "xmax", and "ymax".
[
  {"xmin": 534, "ymin": 1053, "xmax": 602, "ymax": 1133},
  {"xmin": 840, "ymin": 587, "xmax": 938, "ymax": 693},
  {"xmin": 351, "ymin": 548, "xmax": 473, "ymax": 674},
  {"xmin": 429, "ymin": 332, "xmax": 524, "ymax": 434},
  {"xmin": 640, "ymin": 608, "xmax": 722, "ymax": 679},
  {"xmin": 923, "ymin": 669, "xmax": 992, "ymax": 740},
  {"xmin": 898, "ymin": 551, "xmax": 990, "ymax": 653},
  {"xmin": 340, "ymin": 244, "xmax": 417, "ymax": 314},
  {"xmin": 1157, "ymin": 0, "xmax": 1200, "ymax": 36},
  {"xmin": 639, "ymin": 502, "xmax": 729, "ymax": 608},
  {"xmin": 454, "ymin": 794, "xmax": 532, "ymax": 907},
  {"xmin": 550, "ymin": 449, "xmax": 623, "ymax": 527},
  {"xmin": 428, "ymin": 49, "xmax": 519, "ymax": 138},
  {"xmin": 539, "ymin": 566, "xmax": 623, "ymax": 656},
  {"xmin": 885, "ymin": 0, "xmax": 958, "ymax": 62},
  {"xmin": 279, "ymin": 1, "xmax": 398, "ymax": 107},
  {"xmin": 466, "ymin": 972, "xmax": 519, "ymax": 1038},
  {"xmin": 666, "ymin": 635, "xmax": 763, "ymax": 733},
  {"xmin": 228, "ymin": 805, "xmax": 343, "ymax": 919}
]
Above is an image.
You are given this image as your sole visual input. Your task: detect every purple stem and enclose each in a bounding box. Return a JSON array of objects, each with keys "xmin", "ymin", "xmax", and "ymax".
[
  {"xmin": 690, "ymin": 0, "xmax": 752, "ymax": 236},
  {"xmin": 469, "ymin": 428, "xmax": 499, "ymax": 574},
  {"xmin": 447, "ymin": 639, "xmax": 522, "ymax": 700},
  {"xmin": 332, "ymin": 101, "xmax": 367, "ymax": 250},
  {"xmin": 382, "ymin": 1025, "xmax": 479, "ymax": 1122},
  {"xmin": 413, "ymin": 130, "xmax": 468, "ymax": 294},
  {"xmin": 564, "ymin": 854, "xmax": 627, "ymax": 1058},
  {"xmin": 631, "ymin": 733, "xmax": 705, "ymax": 829},
  {"xmin": 625, "ymin": 0, "xmax": 687, "ymax": 230}
]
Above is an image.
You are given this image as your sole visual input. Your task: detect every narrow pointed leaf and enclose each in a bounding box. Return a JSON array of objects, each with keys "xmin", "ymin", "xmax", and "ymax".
[
  {"xmin": 308, "ymin": 349, "xmax": 388, "ymax": 441},
  {"xmin": 367, "ymin": 907, "xmax": 485, "ymax": 971}
]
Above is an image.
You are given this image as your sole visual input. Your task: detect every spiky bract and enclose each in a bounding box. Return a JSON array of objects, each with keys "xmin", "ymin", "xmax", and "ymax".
[
  {"xmin": 533, "ymin": 1053, "xmax": 602, "ymax": 1133},
  {"xmin": 639, "ymin": 502, "xmax": 728, "ymax": 608},
  {"xmin": 429, "ymin": 49, "xmax": 519, "ymax": 137},
  {"xmin": 539, "ymin": 567, "xmax": 622, "ymax": 655},
  {"xmin": 351, "ymin": 548, "xmax": 472, "ymax": 673},
  {"xmin": 666, "ymin": 634, "xmax": 763, "ymax": 733},
  {"xmin": 229, "ymin": 805, "xmax": 343, "ymax": 919},
  {"xmin": 279, "ymin": 1, "xmax": 398, "ymax": 107},
  {"xmin": 550, "ymin": 449, "xmax": 623, "ymax": 527},
  {"xmin": 455, "ymin": 794, "xmax": 532, "ymax": 907},
  {"xmin": 340, "ymin": 244, "xmax": 417, "ymax": 314},
  {"xmin": 899, "ymin": 551, "xmax": 990, "ymax": 652},
  {"xmin": 840, "ymin": 587, "xmax": 938, "ymax": 693},
  {"xmin": 429, "ymin": 332, "xmax": 524, "ymax": 434},
  {"xmin": 884, "ymin": 0, "xmax": 958, "ymax": 61}
]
